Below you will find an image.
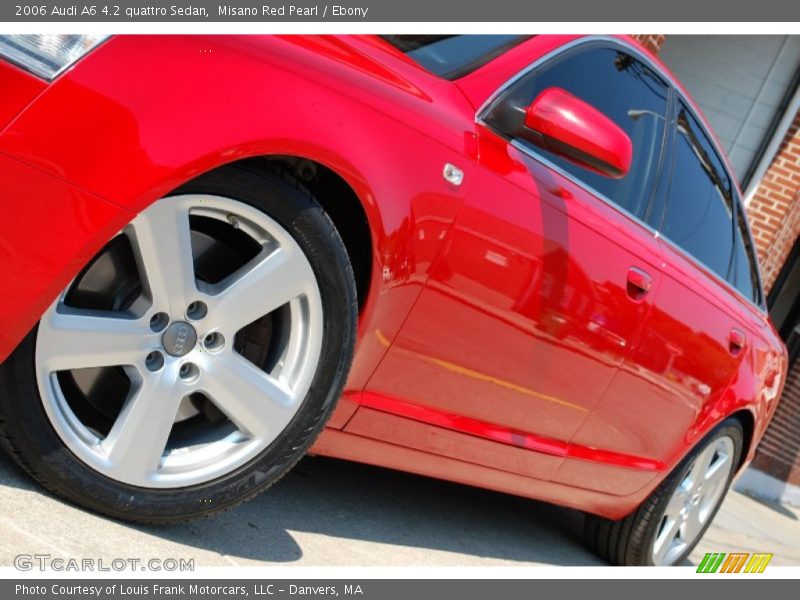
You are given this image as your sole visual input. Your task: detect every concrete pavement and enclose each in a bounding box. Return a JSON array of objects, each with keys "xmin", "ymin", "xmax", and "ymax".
[{"xmin": 1, "ymin": 449, "xmax": 798, "ymax": 567}]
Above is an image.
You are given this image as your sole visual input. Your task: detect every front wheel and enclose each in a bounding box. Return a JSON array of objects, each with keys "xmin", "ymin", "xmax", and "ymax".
[
  {"xmin": 584, "ymin": 418, "xmax": 743, "ymax": 566},
  {"xmin": 0, "ymin": 164, "xmax": 357, "ymax": 523}
]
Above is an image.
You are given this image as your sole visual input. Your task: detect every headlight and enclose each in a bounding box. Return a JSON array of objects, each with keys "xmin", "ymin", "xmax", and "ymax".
[{"xmin": 0, "ymin": 34, "xmax": 108, "ymax": 80}]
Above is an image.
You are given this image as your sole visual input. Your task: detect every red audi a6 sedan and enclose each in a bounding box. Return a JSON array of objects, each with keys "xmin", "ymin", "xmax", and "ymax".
[{"xmin": 0, "ymin": 34, "xmax": 788, "ymax": 565}]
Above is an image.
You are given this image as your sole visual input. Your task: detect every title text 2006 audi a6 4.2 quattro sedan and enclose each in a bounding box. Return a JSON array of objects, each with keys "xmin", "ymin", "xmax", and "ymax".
[{"xmin": 0, "ymin": 34, "xmax": 788, "ymax": 565}]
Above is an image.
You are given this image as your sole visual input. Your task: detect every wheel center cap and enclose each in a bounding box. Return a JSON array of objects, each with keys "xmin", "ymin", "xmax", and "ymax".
[{"xmin": 162, "ymin": 321, "xmax": 197, "ymax": 357}]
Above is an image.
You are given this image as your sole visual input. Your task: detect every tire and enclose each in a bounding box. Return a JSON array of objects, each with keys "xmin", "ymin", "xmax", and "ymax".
[
  {"xmin": 0, "ymin": 163, "xmax": 357, "ymax": 523},
  {"xmin": 584, "ymin": 418, "xmax": 744, "ymax": 566}
]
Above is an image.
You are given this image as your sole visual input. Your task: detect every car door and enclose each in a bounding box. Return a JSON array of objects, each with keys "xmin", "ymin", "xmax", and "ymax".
[
  {"xmin": 569, "ymin": 100, "xmax": 759, "ymax": 465},
  {"xmin": 362, "ymin": 42, "xmax": 671, "ymax": 470}
]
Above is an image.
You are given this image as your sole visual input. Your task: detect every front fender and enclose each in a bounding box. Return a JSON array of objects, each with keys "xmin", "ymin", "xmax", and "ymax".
[{"xmin": 0, "ymin": 35, "xmax": 478, "ymax": 390}]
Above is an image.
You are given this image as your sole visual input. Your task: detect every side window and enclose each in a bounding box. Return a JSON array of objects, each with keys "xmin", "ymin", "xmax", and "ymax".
[
  {"xmin": 732, "ymin": 206, "xmax": 762, "ymax": 304},
  {"xmin": 484, "ymin": 45, "xmax": 669, "ymax": 219},
  {"xmin": 659, "ymin": 104, "xmax": 735, "ymax": 281}
]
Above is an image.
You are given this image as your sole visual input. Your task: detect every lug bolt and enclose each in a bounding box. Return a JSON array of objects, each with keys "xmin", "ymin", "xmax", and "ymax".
[
  {"xmin": 186, "ymin": 301, "xmax": 208, "ymax": 320},
  {"xmin": 203, "ymin": 332, "xmax": 225, "ymax": 352},
  {"xmin": 178, "ymin": 362, "xmax": 200, "ymax": 383},
  {"xmin": 149, "ymin": 312, "xmax": 169, "ymax": 333},
  {"xmin": 145, "ymin": 350, "xmax": 165, "ymax": 372}
]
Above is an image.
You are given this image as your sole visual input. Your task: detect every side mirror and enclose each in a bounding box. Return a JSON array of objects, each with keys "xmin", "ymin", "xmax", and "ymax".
[{"xmin": 520, "ymin": 87, "xmax": 632, "ymax": 179}]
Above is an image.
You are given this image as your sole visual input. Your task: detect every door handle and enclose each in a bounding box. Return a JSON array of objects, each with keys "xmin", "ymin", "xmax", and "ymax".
[
  {"xmin": 729, "ymin": 328, "xmax": 747, "ymax": 356},
  {"xmin": 626, "ymin": 267, "xmax": 652, "ymax": 302}
]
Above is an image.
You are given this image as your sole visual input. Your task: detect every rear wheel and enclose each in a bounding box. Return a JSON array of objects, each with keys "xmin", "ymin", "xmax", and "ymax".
[
  {"xmin": 0, "ymin": 164, "xmax": 357, "ymax": 522},
  {"xmin": 584, "ymin": 418, "xmax": 743, "ymax": 565}
]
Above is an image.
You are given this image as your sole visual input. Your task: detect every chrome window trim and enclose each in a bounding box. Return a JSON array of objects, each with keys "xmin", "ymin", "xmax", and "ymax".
[{"xmin": 475, "ymin": 34, "xmax": 768, "ymax": 315}]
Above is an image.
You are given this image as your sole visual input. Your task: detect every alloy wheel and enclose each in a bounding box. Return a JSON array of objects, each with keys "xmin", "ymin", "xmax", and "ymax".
[
  {"xmin": 35, "ymin": 194, "xmax": 324, "ymax": 488},
  {"xmin": 651, "ymin": 435, "xmax": 735, "ymax": 565}
]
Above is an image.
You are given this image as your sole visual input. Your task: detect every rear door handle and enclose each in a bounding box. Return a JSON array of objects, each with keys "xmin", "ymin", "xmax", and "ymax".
[
  {"xmin": 626, "ymin": 267, "xmax": 652, "ymax": 302},
  {"xmin": 729, "ymin": 328, "xmax": 747, "ymax": 356}
]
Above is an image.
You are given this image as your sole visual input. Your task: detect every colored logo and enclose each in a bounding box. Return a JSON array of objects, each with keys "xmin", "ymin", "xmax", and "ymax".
[{"xmin": 696, "ymin": 552, "xmax": 773, "ymax": 573}]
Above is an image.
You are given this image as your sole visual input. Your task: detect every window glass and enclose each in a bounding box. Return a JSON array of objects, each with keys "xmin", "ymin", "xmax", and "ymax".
[
  {"xmin": 732, "ymin": 205, "xmax": 762, "ymax": 304},
  {"xmin": 660, "ymin": 104, "xmax": 735, "ymax": 280},
  {"xmin": 484, "ymin": 45, "xmax": 668, "ymax": 219},
  {"xmin": 381, "ymin": 35, "xmax": 529, "ymax": 79}
]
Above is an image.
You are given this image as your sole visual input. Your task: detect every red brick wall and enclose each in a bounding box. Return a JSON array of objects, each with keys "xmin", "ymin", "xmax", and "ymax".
[
  {"xmin": 746, "ymin": 113, "xmax": 800, "ymax": 293},
  {"xmin": 746, "ymin": 112, "xmax": 800, "ymax": 486},
  {"xmin": 752, "ymin": 359, "xmax": 800, "ymax": 485},
  {"xmin": 633, "ymin": 34, "xmax": 667, "ymax": 54}
]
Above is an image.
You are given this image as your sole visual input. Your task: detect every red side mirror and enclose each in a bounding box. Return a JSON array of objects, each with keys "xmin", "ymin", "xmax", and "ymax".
[{"xmin": 522, "ymin": 87, "xmax": 633, "ymax": 179}]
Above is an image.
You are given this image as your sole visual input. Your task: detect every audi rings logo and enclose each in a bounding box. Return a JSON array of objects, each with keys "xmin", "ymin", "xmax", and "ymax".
[
  {"xmin": 173, "ymin": 324, "xmax": 189, "ymax": 355},
  {"xmin": 162, "ymin": 322, "xmax": 197, "ymax": 357}
]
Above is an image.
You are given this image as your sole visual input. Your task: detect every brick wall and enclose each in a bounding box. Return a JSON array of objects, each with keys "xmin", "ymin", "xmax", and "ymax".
[
  {"xmin": 752, "ymin": 358, "xmax": 800, "ymax": 485},
  {"xmin": 633, "ymin": 34, "xmax": 667, "ymax": 54},
  {"xmin": 746, "ymin": 113, "xmax": 800, "ymax": 293},
  {"xmin": 746, "ymin": 111, "xmax": 800, "ymax": 487}
]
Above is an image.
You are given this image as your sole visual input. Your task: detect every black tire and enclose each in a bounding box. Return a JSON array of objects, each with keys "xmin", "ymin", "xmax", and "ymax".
[
  {"xmin": 584, "ymin": 418, "xmax": 744, "ymax": 566},
  {"xmin": 0, "ymin": 163, "xmax": 357, "ymax": 523}
]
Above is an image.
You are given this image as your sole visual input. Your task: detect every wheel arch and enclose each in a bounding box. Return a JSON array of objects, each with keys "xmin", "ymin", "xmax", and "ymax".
[
  {"xmin": 730, "ymin": 407, "xmax": 756, "ymax": 473},
  {"xmin": 177, "ymin": 155, "xmax": 374, "ymax": 316}
]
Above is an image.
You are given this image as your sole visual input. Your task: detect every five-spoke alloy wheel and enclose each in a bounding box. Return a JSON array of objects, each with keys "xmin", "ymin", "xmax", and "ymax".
[
  {"xmin": 0, "ymin": 164, "xmax": 357, "ymax": 522},
  {"xmin": 585, "ymin": 418, "xmax": 743, "ymax": 566},
  {"xmin": 36, "ymin": 193, "xmax": 324, "ymax": 488},
  {"xmin": 650, "ymin": 436, "xmax": 735, "ymax": 565}
]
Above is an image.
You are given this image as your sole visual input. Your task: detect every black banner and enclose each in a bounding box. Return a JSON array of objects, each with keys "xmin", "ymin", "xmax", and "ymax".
[
  {"xmin": 1, "ymin": 0, "xmax": 800, "ymax": 22},
  {"xmin": 5, "ymin": 579, "xmax": 799, "ymax": 600}
]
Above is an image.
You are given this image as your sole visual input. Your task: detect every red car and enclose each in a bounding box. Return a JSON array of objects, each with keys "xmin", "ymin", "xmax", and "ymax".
[{"xmin": 0, "ymin": 34, "xmax": 788, "ymax": 566}]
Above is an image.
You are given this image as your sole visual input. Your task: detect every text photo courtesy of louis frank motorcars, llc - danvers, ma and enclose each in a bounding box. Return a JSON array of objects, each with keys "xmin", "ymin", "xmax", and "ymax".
[{"xmin": 0, "ymin": 0, "xmax": 800, "ymax": 595}]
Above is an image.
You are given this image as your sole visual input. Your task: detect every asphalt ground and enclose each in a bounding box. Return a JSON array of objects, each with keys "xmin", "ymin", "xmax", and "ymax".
[{"xmin": 1, "ymin": 450, "xmax": 798, "ymax": 567}]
